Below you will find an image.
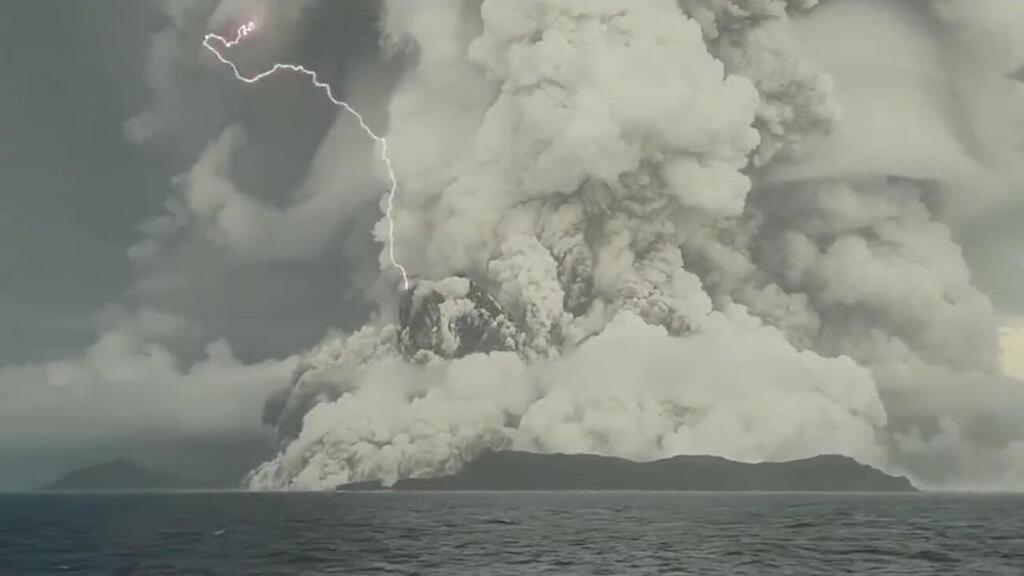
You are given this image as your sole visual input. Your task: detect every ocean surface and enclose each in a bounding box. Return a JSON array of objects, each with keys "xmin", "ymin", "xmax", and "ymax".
[{"xmin": 1, "ymin": 492, "xmax": 1023, "ymax": 575}]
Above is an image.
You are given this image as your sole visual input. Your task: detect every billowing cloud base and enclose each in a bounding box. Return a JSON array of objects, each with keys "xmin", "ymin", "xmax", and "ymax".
[{"xmin": 250, "ymin": 310, "xmax": 885, "ymax": 489}]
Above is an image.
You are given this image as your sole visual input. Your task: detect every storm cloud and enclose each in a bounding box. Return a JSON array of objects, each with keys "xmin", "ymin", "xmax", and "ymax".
[{"xmin": 2, "ymin": 0, "xmax": 1023, "ymax": 491}]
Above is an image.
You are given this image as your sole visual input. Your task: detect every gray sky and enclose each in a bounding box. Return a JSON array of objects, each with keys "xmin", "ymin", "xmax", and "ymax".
[
  {"xmin": 0, "ymin": 1, "xmax": 394, "ymax": 364},
  {"xmin": 1, "ymin": 2, "xmax": 165, "ymax": 364},
  {"xmin": 0, "ymin": 0, "xmax": 395, "ymax": 489}
]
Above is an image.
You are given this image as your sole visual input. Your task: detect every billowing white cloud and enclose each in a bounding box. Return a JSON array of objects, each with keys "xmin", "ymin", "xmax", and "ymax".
[
  {"xmin": 0, "ymin": 307, "xmax": 297, "ymax": 470},
  {"xmin": 250, "ymin": 309, "xmax": 886, "ymax": 489},
  {"xmin": 249, "ymin": 0, "xmax": 1024, "ymax": 491}
]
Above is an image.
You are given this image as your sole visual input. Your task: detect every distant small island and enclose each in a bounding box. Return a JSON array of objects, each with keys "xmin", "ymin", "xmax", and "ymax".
[
  {"xmin": 343, "ymin": 451, "xmax": 916, "ymax": 492},
  {"xmin": 43, "ymin": 459, "xmax": 185, "ymax": 492}
]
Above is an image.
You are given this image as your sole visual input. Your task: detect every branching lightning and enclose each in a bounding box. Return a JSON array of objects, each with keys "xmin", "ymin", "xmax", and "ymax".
[{"xmin": 203, "ymin": 22, "xmax": 410, "ymax": 290}]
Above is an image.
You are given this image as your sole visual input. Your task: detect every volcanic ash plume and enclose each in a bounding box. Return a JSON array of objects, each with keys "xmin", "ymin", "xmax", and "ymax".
[{"xmin": 249, "ymin": 0, "xmax": 1024, "ymax": 490}]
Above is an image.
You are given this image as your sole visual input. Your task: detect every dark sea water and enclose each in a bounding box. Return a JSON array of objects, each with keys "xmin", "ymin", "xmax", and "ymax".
[{"xmin": 1, "ymin": 492, "xmax": 1023, "ymax": 575}]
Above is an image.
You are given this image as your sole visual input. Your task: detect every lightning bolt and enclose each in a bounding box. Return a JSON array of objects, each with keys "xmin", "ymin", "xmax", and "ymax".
[{"xmin": 202, "ymin": 22, "xmax": 411, "ymax": 291}]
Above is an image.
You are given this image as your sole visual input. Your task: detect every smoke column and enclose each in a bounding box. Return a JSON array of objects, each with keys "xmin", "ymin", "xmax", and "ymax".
[{"xmin": 223, "ymin": 0, "xmax": 1024, "ymax": 491}]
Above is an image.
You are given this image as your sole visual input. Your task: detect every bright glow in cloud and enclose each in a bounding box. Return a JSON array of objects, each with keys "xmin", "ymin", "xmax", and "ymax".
[{"xmin": 1001, "ymin": 322, "xmax": 1024, "ymax": 380}]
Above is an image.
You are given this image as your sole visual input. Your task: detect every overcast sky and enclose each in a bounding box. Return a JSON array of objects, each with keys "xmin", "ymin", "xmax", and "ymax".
[
  {"xmin": 0, "ymin": 0, "xmax": 395, "ymax": 489},
  {"xmin": 2, "ymin": 2, "xmax": 160, "ymax": 364}
]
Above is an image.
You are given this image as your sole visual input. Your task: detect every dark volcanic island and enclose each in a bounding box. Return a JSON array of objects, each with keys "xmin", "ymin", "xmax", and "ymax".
[
  {"xmin": 43, "ymin": 459, "xmax": 185, "ymax": 492},
  {"xmin": 343, "ymin": 451, "xmax": 916, "ymax": 492}
]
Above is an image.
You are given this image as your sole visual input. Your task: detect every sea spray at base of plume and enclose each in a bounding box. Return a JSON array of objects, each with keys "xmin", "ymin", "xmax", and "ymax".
[{"xmin": 249, "ymin": 309, "xmax": 886, "ymax": 490}]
